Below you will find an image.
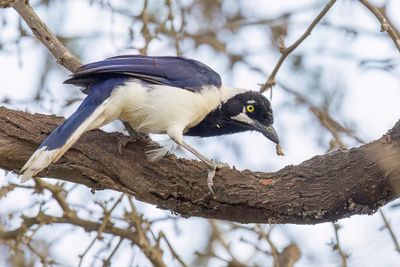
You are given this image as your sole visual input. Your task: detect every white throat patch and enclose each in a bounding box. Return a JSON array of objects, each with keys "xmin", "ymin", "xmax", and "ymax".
[{"xmin": 230, "ymin": 110, "xmax": 254, "ymax": 125}]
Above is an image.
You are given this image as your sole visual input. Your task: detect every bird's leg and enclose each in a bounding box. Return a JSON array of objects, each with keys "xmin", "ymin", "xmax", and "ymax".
[
  {"xmin": 122, "ymin": 121, "xmax": 151, "ymax": 141},
  {"xmin": 122, "ymin": 121, "xmax": 137, "ymax": 137},
  {"xmin": 180, "ymin": 141, "xmax": 214, "ymax": 166},
  {"xmin": 119, "ymin": 121, "xmax": 151, "ymax": 154},
  {"xmin": 179, "ymin": 140, "xmax": 228, "ymax": 193}
]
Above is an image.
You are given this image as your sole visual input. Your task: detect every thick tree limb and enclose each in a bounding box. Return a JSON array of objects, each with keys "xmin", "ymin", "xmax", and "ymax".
[{"xmin": 1, "ymin": 106, "xmax": 399, "ymax": 224}]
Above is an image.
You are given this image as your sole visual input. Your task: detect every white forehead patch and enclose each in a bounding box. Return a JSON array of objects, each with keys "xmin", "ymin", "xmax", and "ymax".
[{"xmin": 247, "ymin": 100, "xmax": 256, "ymax": 104}]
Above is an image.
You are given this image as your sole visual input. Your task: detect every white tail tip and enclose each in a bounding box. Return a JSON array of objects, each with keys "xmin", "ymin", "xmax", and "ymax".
[
  {"xmin": 20, "ymin": 169, "xmax": 36, "ymax": 183},
  {"xmin": 20, "ymin": 146, "xmax": 58, "ymax": 183}
]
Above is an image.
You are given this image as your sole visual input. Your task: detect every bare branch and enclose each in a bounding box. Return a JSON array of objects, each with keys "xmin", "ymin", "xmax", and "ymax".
[
  {"xmin": 379, "ymin": 210, "xmax": 400, "ymax": 254},
  {"xmin": 158, "ymin": 232, "xmax": 189, "ymax": 267},
  {"xmin": 0, "ymin": 211, "xmax": 167, "ymax": 267},
  {"xmin": 34, "ymin": 178, "xmax": 76, "ymax": 217},
  {"xmin": 278, "ymin": 244, "xmax": 301, "ymax": 267},
  {"xmin": 359, "ymin": 0, "xmax": 400, "ymax": 52},
  {"xmin": 102, "ymin": 237, "xmax": 123, "ymax": 267},
  {"xmin": 278, "ymin": 82, "xmax": 365, "ymax": 150},
  {"xmin": 260, "ymin": 0, "xmax": 337, "ymax": 93},
  {"xmin": 331, "ymin": 223, "xmax": 349, "ymax": 267},
  {"xmin": 9, "ymin": 0, "xmax": 81, "ymax": 72},
  {"xmin": 78, "ymin": 237, "xmax": 97, "ymax": 267}
]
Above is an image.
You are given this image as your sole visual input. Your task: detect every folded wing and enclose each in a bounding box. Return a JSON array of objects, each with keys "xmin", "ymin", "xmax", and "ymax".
[{"xmin": 64, "ymin": 55, "xmax": 222, "ymax": 92}]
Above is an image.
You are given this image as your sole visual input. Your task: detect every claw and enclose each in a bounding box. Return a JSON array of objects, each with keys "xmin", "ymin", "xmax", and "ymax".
[
  {"xmin": 207, "ymin": 165, "xmax": 216, "ymax": 195},
  {"xmin": 171, "ymin": 139, "xmax": 229, "ymax": 194},
  {"xmin": 206, "ymin": 161, "xmax": 229, "ymax": 194},
  {"xmin": 118, "ymin": 132, "xmax": 151, "ymax": 155},
  {"xmin": 118, "ymin": 137, "xmax": 133, "ymax": 155}
]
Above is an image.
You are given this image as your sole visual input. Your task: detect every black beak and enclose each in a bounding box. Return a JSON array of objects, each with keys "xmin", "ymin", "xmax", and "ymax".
[{"xmin": 252, "ymin": 121, "xmax": 280, "ymax": 144}]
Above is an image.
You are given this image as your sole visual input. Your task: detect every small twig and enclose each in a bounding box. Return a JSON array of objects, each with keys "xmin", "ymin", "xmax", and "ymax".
[
  {"xmin": 239, "ymin": 237, "xmax": 272, "ymax": 255},
  {"xmin": 165, "ymin": 0, "xmax": 182, "ymax": 55},
  {"xmin": 331, "ymin": 223, "xmax": 348, "ymax": 267},
  {"xmin": 257, "ymin": 225, "xmax": 280, "ymax": 267},
  {"xmin": 379, "ymin": 210, "xmax": 400, "ymax": 254},
  {"xmin": 138, "ymin": 0, "xmax": 151, "ymax": 55},
  {"xmin": 26, "ymin": 241, "xmax": 56, "ymax": 266},
  {"xmin": 3, "ymin": 210, "xmax": 167, "ymax": 267},
  {"xmin": 34, "ymin": 179, "xmax": 76, "ymax": 217},
  {"xmin": 159, "ymin": 232, "xmax": 189, "ymax": 267},
  {"xmin": 93, "ymin": 236, "xmax": 117, "ymax": 265},
  {"xmin": 126, "ymin": 197, "xmax": 167, "ymax": 267},
  {"xmin": 278, "ymin": 81, "xmax": 365, "ymax": 147},
  {"xmin": 97, "ymin": 194, "xmax": 124, "ymax": 239},
  {"xmin": 78, "ymin": 237, "xmax": 97, "ymax": 267},
  {"xmin": 260, "ymin": 0, "xmax": 337, "ymax": 93},
  {"xmin": 102, "ymin": 237, "xmax": 124, "ymax": 267},
  {"xmin": 207, "ymin": 220, "xmax": 246, "ymax": 265},
  {"xmin": 359, "ymin": 0, "xmax": 400, "ymax": 52}
]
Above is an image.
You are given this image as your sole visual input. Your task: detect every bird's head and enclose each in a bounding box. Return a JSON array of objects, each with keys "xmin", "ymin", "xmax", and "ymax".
[{"xmin": 221, "ymin": 91, "xmax": 279, "ymax": 144}]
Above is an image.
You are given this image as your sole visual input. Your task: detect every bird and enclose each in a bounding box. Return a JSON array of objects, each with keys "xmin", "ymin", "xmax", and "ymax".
[{"xmin": 20, "ymin": 55, "xmax": 280, "ymax": 191}]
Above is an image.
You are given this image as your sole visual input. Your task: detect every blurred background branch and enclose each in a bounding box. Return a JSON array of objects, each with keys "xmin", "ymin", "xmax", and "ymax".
[{"xmin": 259, "ymin": 0, "xmax": 337, "ymax": 93}]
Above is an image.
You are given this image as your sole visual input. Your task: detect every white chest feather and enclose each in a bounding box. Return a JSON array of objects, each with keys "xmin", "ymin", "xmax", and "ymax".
[{"xmin": 116, "ymin": 81, "xmax": 243, "ymax": 138}]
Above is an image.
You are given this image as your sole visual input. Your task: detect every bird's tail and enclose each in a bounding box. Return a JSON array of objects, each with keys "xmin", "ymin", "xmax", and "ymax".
[{"xmin": 20, "ymin": 82, "xmax": 119, "ymax": 182}]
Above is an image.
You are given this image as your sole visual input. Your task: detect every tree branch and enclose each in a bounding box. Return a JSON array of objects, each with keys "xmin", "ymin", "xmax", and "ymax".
[
  {"xmin": 0, "ymin": 0, "xmax": 15, "ymax": 8},
  {"xmin": 260, "ymin": 0, "xmax": 337, "ymax": 93},
  {"xmin": 379, "ymin": 209, "xmax": 400, "ymax": 254},
  {"xmin": 0, "ymin": 210, "xmax": 167, "ymax": 267},
  {"xmin": 359, "ymin": 0, "xmax": 400, "ymax": 52},
  {"xmin": 1, "ymin": 106, "xmax": 399, "ymax": 224},
  {"xmin": 10, "ymin": 0, "xmax": 81, "ymax": 72}
]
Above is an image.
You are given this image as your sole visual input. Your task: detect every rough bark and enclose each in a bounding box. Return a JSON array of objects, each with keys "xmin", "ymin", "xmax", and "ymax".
[{"xmin": 0, "ymin": 106, "xmax": 399, "ymax": 224}]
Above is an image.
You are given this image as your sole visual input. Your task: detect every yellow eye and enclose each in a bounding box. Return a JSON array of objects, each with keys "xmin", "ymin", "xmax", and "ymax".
[{"xmin": 246, "ymin": 105, "xmax": 255, "ymax": 113}]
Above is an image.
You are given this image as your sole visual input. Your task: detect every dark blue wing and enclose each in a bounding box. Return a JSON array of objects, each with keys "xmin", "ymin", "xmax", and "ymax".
[{"xmin": 64, "ymin": 55, "xmax": 222, "ymax": 92}]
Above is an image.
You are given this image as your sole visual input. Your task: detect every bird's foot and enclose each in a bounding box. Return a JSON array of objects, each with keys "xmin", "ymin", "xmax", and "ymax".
[
  {"xmin": 206, "ymin": 161, "xmax": 229, "ymax": 194},
  {"xmin": 118, "ymin": 137, "xmax": 133, "ymax": 155},
  {"xmin": 118, "ymin": 132, "xmax": 151, "ymax": 155},
  {"xmin": 118, "ymin": 135, "xmax": 146, "ymax": 154}
]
